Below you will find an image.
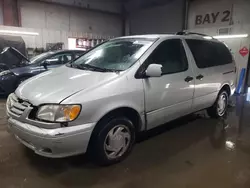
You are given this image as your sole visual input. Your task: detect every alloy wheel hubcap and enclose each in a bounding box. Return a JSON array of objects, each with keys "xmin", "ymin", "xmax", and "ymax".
[
  {"xmin": 104, "ymin": 125, "xmax": 131, "ymax": 159},
  {"xmin": 217, "ymin": 93, "xmax": 227, "ymax": 116}
]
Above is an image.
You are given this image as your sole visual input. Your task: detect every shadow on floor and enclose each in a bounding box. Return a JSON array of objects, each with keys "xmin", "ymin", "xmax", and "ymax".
[{"xmin": 21, "ymin": 112, "xmax": 231, "ymax": 187}]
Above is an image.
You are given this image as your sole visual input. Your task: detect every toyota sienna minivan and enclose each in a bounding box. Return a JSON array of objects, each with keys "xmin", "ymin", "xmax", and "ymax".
[{"xmin": 6, "ymin": 32, "xmax": 236, "ymax": 165}]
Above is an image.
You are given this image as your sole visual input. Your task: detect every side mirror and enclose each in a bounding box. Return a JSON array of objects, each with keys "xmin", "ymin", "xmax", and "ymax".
[
  {"xmin": 42, "ymin": 60, "xmax": 49, "ymax": 69},
  {"xmin": 145, "ymin": 64, "xmax": 162, "ymax": 77}
]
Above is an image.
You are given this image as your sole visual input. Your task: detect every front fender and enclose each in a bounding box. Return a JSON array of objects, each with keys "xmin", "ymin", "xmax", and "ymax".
[
  {"xmin": 64, "ymin": 91, "xmax": 145, "ymax": 129},
  {"xmin": 220, "ymin": 82, "xmax": 235, "ymax": 96}
]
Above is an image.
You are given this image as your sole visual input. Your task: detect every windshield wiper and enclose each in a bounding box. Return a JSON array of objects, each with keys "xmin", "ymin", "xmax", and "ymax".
[{"xmin": 75, "ymin": 64, "xmax": 120, "ymax": 73}]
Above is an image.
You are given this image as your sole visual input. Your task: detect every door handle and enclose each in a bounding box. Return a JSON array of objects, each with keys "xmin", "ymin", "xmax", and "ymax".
[
  {"xmin": 196, "ymin": 74, "xmax": 204, "ymax": 80},
  {"xmin": 184, "ymin": 76, "xmax": 194, "ymax": 83}
]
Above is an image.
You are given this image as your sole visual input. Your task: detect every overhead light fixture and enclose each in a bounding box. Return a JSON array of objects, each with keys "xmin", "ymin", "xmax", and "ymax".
[
  {"xmin": 213, "ymin": 34, "xmax": 248, "ymax": 39},
  {"xmin": 0, "ymin": 30, "xmax": 39, "ymax": 36},
  {"xmin": 203, "ymin": 36, "xmax": 213, "ymax": 40}
]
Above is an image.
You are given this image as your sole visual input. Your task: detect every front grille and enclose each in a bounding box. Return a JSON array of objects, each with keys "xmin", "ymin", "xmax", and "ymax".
[
  {"xmin": 8, "ymin": 94, "xmax": 32, "ymax": 116},
  {"xmin": 28, "ymin": 106, "xmax": 38, "ymax": 120}
]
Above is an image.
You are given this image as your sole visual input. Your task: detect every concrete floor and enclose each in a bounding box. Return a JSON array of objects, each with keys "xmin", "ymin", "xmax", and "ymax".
[{"xmin": 1, "ymin": 97, "xmax": 250, "ymax": 188}]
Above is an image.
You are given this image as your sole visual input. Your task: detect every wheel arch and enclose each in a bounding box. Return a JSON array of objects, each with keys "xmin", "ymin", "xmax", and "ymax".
[
  {"xmin": 87, "ymin": 106, "xmax": 144, "ymax": 152},
  {"xmin": 94, "ymin": 106, "xmax": 143, "ymax": 133},
  {"xmin": 220, "ymin": 83, "xmax": 231, "ymax": 96}
]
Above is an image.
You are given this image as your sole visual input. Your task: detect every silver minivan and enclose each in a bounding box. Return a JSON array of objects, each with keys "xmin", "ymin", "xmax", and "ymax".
[{"xmin": 6, "ymin": 33, "xmax": 236, "ymax": 165}]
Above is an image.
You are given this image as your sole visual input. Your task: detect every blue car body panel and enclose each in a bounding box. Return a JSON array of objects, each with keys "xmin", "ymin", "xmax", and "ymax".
[
  {"xmin": 0, "ymin": 50, "xmax": 85, "ymax": 95},
  {"xmin": 11, "ymin": 64, "xmax": 42, "ymax": 76}
]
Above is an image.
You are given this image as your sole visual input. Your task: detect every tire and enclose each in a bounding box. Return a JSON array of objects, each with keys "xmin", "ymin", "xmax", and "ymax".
[
  {"xmin": 207, "ymin": 90, "xmax": 229, "ymax": 118},
  {"xmin": 89, "ymin": 116, "xmax": 135, "ymax": 166}
]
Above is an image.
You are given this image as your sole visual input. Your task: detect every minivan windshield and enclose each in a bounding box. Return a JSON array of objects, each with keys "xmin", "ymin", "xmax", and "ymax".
[{"xmin": 69, "ymin": 38, "xmax": 155, "ymax": 72}]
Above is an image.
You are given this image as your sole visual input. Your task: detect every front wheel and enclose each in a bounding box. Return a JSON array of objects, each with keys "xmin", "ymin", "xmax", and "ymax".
[
  {"xmin": 207, "ymin": 90, "xmax": 229, "ymax": 118},
  {"xmin": 90, "ymin": 117, "xmax": 135, "ymax": 166}
]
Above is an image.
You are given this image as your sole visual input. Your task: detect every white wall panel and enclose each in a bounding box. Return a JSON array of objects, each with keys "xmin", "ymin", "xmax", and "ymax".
[
  {"xmin": 41, "ymin": 0, "xmax": 122, "ymax": 13},
  {"xmin": 45, "ymin": 5, "xmax": 70, "ymax": 31},
  {"xmin": 20, "ymin": 1, "xmax": 46, "ymax": 28},
  {"xmin": 69, "ymin": 8, "xmax": 121, "ymax": 36},
  {"xmin": 19, "ymin": 0, "xmax": 122, "ymax": 37}
]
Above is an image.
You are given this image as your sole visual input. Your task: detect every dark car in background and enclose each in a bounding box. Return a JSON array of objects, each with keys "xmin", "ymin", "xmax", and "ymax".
[{"xmin": 0, "ymin": 49, "xmax": 85, "ymax": 95}]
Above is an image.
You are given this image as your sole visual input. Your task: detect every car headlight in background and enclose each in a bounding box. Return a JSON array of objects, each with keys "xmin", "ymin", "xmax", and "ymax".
[
  {"xmin": 36, "ymin": 104, "xmax": 81, "ymax": 122},
  {"xmin": 0, "ymin": 70, "xmax": 12, "ymax": 76}
]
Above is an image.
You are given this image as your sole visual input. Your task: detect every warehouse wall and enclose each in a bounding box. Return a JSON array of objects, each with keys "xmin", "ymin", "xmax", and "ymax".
[
  {"xmin": 126, "ymin": 0, "xmax": 185, "ymax": 35},
  {"xmin": 19, "ymin": 0, "xmax": 122, "ymax": 37},
  {"xmin": 40, "ymin": 0, "xmax": 122, "ymax": 14}
]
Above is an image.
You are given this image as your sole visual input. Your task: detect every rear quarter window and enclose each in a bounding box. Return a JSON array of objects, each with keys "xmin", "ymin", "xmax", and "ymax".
[
  {"xmin": 75, "ymin": 51, "xmax": 85, "ymax": 58},
  {"xmin": 186, "ymin": 39, "xmax": 232, "ymax": 69}
]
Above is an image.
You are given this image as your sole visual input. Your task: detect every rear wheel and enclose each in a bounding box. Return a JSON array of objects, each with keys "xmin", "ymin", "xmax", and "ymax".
[
  {"xmin": 89, "ymin": 117, "xmax": 135, "ymax": 166},
  {"xmin": 207, "ymin": 90, "xmax": 228, "ymax": 118}
]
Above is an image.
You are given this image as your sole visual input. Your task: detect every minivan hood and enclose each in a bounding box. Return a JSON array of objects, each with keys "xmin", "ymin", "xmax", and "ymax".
[{"xmin": 15, "ymin": 66, "xmax": 119, "ymax": 105}]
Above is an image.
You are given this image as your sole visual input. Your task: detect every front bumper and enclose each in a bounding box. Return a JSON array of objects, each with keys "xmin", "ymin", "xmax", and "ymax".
[
  {"xmin": 6, "ymin": 94, "xmax": 96, "ymax": 158},
  {"xmin": 7, "ymin": 117, "xmax": 95, "ymax": 158}
]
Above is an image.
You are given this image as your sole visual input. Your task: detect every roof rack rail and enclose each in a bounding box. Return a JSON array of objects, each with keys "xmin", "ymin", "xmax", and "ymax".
[{"xmin": 176, "ymin": 31, "xmax": 214, "ymax": 38}]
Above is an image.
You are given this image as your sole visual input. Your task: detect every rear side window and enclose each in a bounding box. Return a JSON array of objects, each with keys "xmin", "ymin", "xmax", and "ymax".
[
  {"xmin": 186, "ymin": 39, "xmax": 232, "ymax": 68},
  {"xmin": 146, "ymin": 39, "xmax": 188, "ymax": 75},
  {"xmin": 45, "ymin": 53, "xmax": 73, "ymax": 65},
  {"xmin": 75, "ymin": 51, "xmax": 85, "ymax": 58}
]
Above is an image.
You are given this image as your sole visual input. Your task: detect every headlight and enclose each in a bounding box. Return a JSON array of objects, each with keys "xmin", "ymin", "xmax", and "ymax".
[
  {"xmin": 0, "ymin": 70, "xmax": 12, "ymax": 76},
  {"xmin": 36, "ymin": 104, "xmax": 81, "ymax": 122}
]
